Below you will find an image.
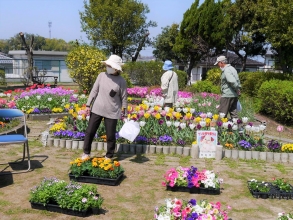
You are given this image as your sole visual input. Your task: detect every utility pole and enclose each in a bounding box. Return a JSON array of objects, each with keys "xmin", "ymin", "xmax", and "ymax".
[{"xmin": 48, "ymin": 21, "xmax": 52, "ymax": 39}]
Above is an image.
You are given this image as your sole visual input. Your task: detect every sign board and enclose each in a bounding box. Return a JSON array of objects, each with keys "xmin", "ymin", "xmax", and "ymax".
[{"xmin": 197, "ymin": 130, "xmax": 218, "ymax": 158}]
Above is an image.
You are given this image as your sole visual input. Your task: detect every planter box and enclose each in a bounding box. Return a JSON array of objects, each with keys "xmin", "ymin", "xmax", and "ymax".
[
  {"xmin": 30, "ymin": 202, "xmax": 98, "ymax": 217},
  {"xmin": 69, "ymin": 172, "xmax": 124, "ymax": 186},
  {"xmin": 166, "ymin": 185, "xmax": 220, "ymax": 195},
  {"xmin": 247, "ymin": 181, "xmax": 293, "ymax": 199}
]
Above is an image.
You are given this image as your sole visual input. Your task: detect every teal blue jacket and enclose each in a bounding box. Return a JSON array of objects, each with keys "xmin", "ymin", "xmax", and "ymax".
[{"xmin": 220, "ymin": 64, "xmax": 241, "ymax": 97}]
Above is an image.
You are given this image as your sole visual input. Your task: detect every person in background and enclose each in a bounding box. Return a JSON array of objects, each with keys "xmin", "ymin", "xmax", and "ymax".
[
  {"xmin": 214, "ymin": 55, "xmax": 241, "ymax": 119},
  {"xmin": 81, "ymin": 55, "xmax": 128, "ymax": 160},
  {"xmin": 161, "ymin": 60, "xmax": 179, "ymax": 108}
]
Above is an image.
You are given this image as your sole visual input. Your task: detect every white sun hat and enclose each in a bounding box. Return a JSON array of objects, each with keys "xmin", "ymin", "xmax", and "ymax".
[
  {"xmin": 214, "ymin": 55, "xmax": 227, "ymax": 65},
  {"xmin": 101, "ymin": 55, "xmax": 124, "ymax": 72}
]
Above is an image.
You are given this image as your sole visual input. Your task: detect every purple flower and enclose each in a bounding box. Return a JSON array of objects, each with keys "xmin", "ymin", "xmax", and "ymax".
[{"xmin": 238, "ymin": 140, "xmax": 252, "ymax": 150}]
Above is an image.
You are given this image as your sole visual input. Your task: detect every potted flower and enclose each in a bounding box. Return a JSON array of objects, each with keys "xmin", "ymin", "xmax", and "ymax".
[
  {"xmin": 272, "ymin": 178, "xmax": 293, "ymax": 193},
  {"xmin": 68, "ymin": 157, "xmax": 124, "ymax": 186},
  {"xmin": 154, "ymin": 198, "xmax": 230, "ymax": 220},
  {"xmin": 29, "ymin": 177, "xmax": 103, "ymax": 216},
  {"xmin": 162, "ymin": 166, "xmax": 222, "ymax": 194},
  {"xmin": 247, "ymin": 179, "xmax": 271, "ymax": 199},
  {"xmin": 277, "ymin": 212, "xmax": 293, "ymax": 220}
]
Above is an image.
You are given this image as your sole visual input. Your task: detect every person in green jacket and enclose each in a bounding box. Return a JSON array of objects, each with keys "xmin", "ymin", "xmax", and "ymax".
[{"xmin": 214, "ymin": 55, "xmax": 241, "ymax": 119}]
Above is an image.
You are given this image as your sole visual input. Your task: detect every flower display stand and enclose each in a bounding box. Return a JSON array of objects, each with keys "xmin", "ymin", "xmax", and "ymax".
[
  {"xmin": 68, "ymin": 172, "xmax": 124, "ymax": 186},
  {"xmin": 252, "ymin": 151, "xmax": 259, "ymax": 160},
  {"xmin": 166, "ymin": 185, "xmax": 220, "ymax": 195},
  {"xmin": 30, "ymin": 202, "xmax": 98, "ymax": 217}
]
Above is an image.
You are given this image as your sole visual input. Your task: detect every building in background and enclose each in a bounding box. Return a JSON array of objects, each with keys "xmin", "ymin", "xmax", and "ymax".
[{"xmin": 3, "ymin": 50, "xmax": 73, "ymax": 83}]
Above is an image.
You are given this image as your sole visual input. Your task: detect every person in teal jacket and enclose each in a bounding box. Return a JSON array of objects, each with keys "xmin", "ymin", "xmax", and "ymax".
[{"xmin": 214, "ymin": 55, "xmax": 241, "ymax": 119}]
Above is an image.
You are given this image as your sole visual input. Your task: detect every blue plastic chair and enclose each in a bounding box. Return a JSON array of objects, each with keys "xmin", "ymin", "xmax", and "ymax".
[{"xmin": 0, "ymin": 109, "xmax": 31, "ymax": 174}]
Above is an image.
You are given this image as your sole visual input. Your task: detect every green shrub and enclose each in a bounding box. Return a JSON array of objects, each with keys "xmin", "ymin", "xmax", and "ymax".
[
  {"xmin": 123, "ymin": 61, "xmax": 187, "ymax": 89},
  {"xmin": 0, "ymin": 69, "xmax": 6, "ymax": 85},
  {"xmin": 121, "ymin": 72, "xmax": 133, "ymax": 88},
  {"xmin": 258, "ymin": 80, "xmax": 293, "ymax": 125},
  {"xmin": 239, "ymin": 71, "xmax": 292, "ymax": 97},
  {"xmin": 189, "ymin": 81, "xmax": 220, "ymax": 94},
  {"xmin": 176, "ymin": 69, "xmax": 188, "ymax": 90},
  {"xmin": 206, "ymin": 68, "xmax": 221, "ymax": 86}
]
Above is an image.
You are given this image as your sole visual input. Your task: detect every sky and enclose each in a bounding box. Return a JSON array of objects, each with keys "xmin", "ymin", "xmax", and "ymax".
[{"xmin": 0, "ymin": 0, "xmax": 201, "ymax": 56}]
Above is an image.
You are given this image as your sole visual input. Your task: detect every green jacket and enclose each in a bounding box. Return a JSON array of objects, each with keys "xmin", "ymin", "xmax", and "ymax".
[{"xmin": 220, "ymin": 64, "xmax": 241, "ymax": 97}]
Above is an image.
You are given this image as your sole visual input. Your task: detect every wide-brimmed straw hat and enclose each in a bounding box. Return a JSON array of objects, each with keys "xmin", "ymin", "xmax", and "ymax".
[{"xmin": 101, "ymin": 55, "xmax": 124, "ymax": 71}]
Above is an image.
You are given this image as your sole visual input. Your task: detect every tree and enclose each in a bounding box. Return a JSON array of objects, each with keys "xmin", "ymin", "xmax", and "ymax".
[
  {"xmin": 153, "ymin": 24, "xmax": 181, "ymax": 62},
  {"xmin": 65, "ymin": 44, "xmax": 106, "ymax": 94},
  {"xmin": 42, "ymin": 38, "xmax": 74, "ymax": 51},
  {"xmin": 173, "ymin": 0, "xmax": 227, "ymax": 79},
  {"xmin": 255, "ymin": 0, "xmax": 293, "ymax": 73},
  {"xmin": 79, "ymin": 0, "xmax": 157, "ymax": 58},
  {"xmin": 19, "ymin": 32, "xmax": 34, "ymax": 84},
  {"xmin": 226, "ymin": 0, "xmax": 267, "ymax": 71}
]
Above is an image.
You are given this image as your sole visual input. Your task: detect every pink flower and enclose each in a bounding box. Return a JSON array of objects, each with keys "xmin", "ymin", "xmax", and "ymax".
[{"xmin": 277, "ymin": 125, "xmax": 284, "ymax": 132}]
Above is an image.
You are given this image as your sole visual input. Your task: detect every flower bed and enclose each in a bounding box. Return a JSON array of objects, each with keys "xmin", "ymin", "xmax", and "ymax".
[
  {"xmin": 29, "ymin": 177, "xmax": 103, "ymax": 216},
  {"xmin": 154, "ymin": 198, "xmax": 230, "ymax": 219},
  {"xmin": 162, "ymin": 166, "xmax": 222, "ymax": 194},
  {"xmin": 69, "ymin": 157, "xmax": 124, "ymax": 185},
  {"xmin": 248, "ymin": 178, "xmax": 293, "ymax": 199}
]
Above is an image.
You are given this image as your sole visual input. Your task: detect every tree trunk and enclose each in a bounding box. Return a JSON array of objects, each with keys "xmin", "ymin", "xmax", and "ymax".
[
  {"xmin": 132, "ymin": 32, "xmax": 150, "ymax": 62},
  {"xmin": 187, "ymin": 56, "xmax": 196, "ymax": 81},
  {"xmin": 19, "ymin": 32, "xmax": 34, "ymax": 82}
]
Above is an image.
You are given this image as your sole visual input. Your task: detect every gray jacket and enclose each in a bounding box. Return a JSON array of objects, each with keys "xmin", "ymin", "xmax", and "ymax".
[
  {"xmin": 86, "ymin": 72, "xmax": 128, "ymax": 119},
  {"xmin": 220, "ymin": 64, "xmax": 241, "ymax": 97}
]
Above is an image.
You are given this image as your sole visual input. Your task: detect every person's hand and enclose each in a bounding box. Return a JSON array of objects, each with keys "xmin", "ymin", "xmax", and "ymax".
[
  {"xmin": 121, "ymin": 108, "xmax": 127, "ymax": 119},
  {"xmin": 86, "ymin": 106, "xmax": 91, "ymax": 115},
  {"xmin": 237, "ymin": 90, "xmax": 241, "ymax": 96}
]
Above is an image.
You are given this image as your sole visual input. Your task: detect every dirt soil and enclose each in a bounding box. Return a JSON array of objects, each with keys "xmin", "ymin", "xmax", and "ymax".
[{"xmin": 1, "ymin": 116, "xmax": 293, "ymax": 220}]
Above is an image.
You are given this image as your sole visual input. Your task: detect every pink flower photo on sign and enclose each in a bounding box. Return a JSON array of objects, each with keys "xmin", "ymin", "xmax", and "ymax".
[{"xmin": 197, "ymin": 130, "xmax": 218, "ymax": 158}]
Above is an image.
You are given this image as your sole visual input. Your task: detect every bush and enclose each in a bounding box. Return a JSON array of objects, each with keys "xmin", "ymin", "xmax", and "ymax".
[
  {"xmin": 239, "ymin": 71, "xmax": 292, "ymax": 97},
  {"xmin": 258, "ymin": 80, "xmax": 293, "ymax": 125},
  {"xmin": 189, "ymin": 81, "xmax": 220, "ymax": 94},
  {"xmin": 0, "ymin": 69, "xmax": 6, "ymax": 86},
  {"xmin": 206, "ymin": 68, "xmax": 221, "ymax": 86},
  {"xmin": 123, "ymin": 61, "xmax": 187, "ymax": 89}
]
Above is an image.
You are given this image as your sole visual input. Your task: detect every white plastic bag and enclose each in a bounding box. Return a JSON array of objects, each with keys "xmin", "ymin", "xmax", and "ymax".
[
  {"xmin": 237, "ymin": 100, "xmax": 242, "ymax": 112},
  {"xmin": 118, "ymin": 120, "xmax": 140, "ymax": 142}
]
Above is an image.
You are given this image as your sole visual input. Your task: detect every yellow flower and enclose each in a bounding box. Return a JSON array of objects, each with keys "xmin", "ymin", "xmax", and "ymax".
[
  {"xmin": 144, "ymin": 112, "xmax": 150, "ymax": 119},
  {"xmin": 174, "ymin": 112, "xmax": 182, "ymax": 120},
  {"xmin": 212, "ymin": 114, "xmax": 219, "ymax": 121},
  {"xmin": 192, "ymin": 141, "xmax": 197, "ymax": 145},
  {"xmin": 205, "ymin": 118, "xmax": 211, "ymax": 124},
  {"xmin": 154, "ymin": 113, "xmax": 161, "ymax": 119},
  {"xmin": 26, "ymin": 108, "xmax": 33, "ymax": 114},
  {"xmin": 221, "ymin": 118, "xmax": 228, "ymax": 123},
  {"xmin": 194, "ymin": 117, "xmax": 201, "ymax": 123},
  {"xmin": 154, "ymin": 106, "xmax": 160, "ymax": 112},
  {"xmin": 185, "ymin": 112, "xmax": 192, "ymax": 120}
]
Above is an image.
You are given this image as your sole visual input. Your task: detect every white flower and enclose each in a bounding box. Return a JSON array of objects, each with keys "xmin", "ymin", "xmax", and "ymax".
[
  {"xmin": 139, "ymin": 121, "xmax": 146, "ymax": 127},
  {"xmin": 166, "ymin": 121, "xmax": 172, "ymax": 127},
  {"xmin": 232, "ymin": 124, "xmax": 238, "ymax": 130},
  {"xmin": 199, "ymin": 121, "xmax": 206, "ymax": 127},
  {"xmin": 73, "ymin": 94, "xmax": 78, "ymax": 98},
  {"xmin": 81, "ymin": 94, "xmax": 85, "ymax": 98},
  {"xmin": 86, "ymin": 116, "xmax": 90, "ymax": 121},
  {"xmin": 164, "ymin": 107, "xmax": 170, "ymax": 112},
  {"xmin": 183, "ymin": 108, "xmax": 188, "ymax": 113},
  {"xmin": 189, "ymin": 123, "xmax": 196, "ymax": 130},
  {"xmin": 77, "ymin": 115, "xmax": 82, "ymax": 120},
  {"xmin": 206, "ymin": 112, "xmax": 213, "ymax": 118},
  {"xmin": 62, "ymin": 99, "xmax": 65, "ymax": 103},
  {"xmin": 190, "ymin": 108, "xmax": 195, "ymax": 114},
  {"xmin": 219, "ymin": 112, "xmax": 225, "ymax": 118},
  {"xmin": 36, "ymin": 95, "xmax": 41, "ymax": 100},
  {"xmin": 232, "ymin": 118, "xmax": 238, "ymax": 124},
  {"xmin": 245, "ymin": 125, "xmax": 252, "ymax": 131},
  {"xmin": 173, "ymin": 121, "xmax": 180, "ymax": 127},
  {"xmin": 179, "ymin": 123, "xmax": 186, "ymax": 129},
  {"xmin": 259, "ymin": 124, "xmax": 266, "ymax": 131},
  {"xmin": 48, "ymin": 97, "xmax": 52, "ymax": 101},
  {"xmin": 242, "ymin": 117, "xmax": 249, "ymax": 123},
  {"xmin": 176, "ymin": 108, "xmax": 182, "ymax": 112},
  {"xmin": 7, "ymin": 93, "xmax": 11, "ymax": 97},
  {"xmin": 25, "ymin": 96, "xmax": 29, "ymax": 100}
]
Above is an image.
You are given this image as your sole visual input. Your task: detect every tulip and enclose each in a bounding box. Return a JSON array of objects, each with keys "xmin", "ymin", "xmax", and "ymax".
[{"xmin": 277, "ymin": 125, "xmax": 284, "ymax": 132}]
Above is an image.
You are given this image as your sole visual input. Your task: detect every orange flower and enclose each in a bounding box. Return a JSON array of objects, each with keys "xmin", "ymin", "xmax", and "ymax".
[{"xmin": 114, "ymin": 161, "xmax": 120, "ymax": 167}]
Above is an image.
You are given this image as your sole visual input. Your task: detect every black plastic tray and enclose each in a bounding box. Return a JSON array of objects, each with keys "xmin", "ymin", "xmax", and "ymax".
[{"xmin": 69, "ymin": 172, "xmax": 124, "ymax": 186}]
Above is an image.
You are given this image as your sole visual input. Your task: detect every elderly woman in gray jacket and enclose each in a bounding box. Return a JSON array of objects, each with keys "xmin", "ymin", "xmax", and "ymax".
[
  {"xmin": 81, "ymin": 55, "xmax": 128, "ymax": 160},
  {"xmin": 161, "ymin": 60, "xmax": 179, "ymax": 108}
]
